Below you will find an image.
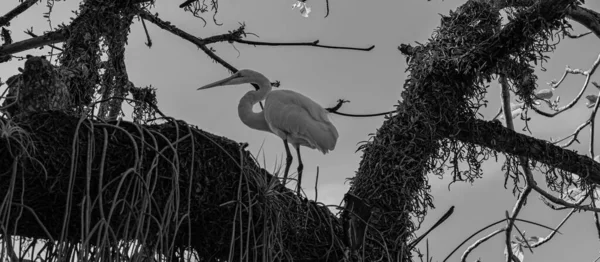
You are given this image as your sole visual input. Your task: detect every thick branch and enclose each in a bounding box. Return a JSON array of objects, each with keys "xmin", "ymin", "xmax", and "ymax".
[
  {"xmin": 567, "ymin": 5, "xmax": 600, "ymax": 40},
  {"xmin": 0, "ymin": 29, "xmax": 67, "ymax": 57},
  {"xmin": 0, "ymin": 0, "xmax": 38, "ymax": 27},
  {"xmin": 0, "ymin": 111, "xmax": 344, "ymax": 261},
  {"xmin": 456, "ymin": 119, "xmax": 600, "ymax": 185}
]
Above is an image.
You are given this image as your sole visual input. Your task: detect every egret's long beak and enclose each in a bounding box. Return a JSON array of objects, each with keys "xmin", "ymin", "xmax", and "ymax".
[{"xmin": 197, "ymin": 74, "xmax": 241, "ymax": 90}]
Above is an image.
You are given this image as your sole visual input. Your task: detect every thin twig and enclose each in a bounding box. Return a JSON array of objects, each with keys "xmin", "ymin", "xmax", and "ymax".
[
  {"xmin": 592, "ymin": 192, "xmax": 600, "ymax": 241},
  {"xmin": 409, "ymin": 206, "xmax": 454, "ymax": 248},
  {"xmin": 534, "ymin": 53, "xmax": 600, "ymax": 117},
  {"xmin": 563, "ymin": 30, "xmax": 592, "ymax": 39},
  {"xmin": 534, "ymin": 184, "xmax": 600, "ymax": 212},
  {"xmin": 137, "ymin": 10, "xmax": 266, "ymax": 110},
  {"xmin": 444, "ymin": 217, "xmax": 558, "ymax": 262},
  {"xmin": 500, "ymin": 75, "xmax": 532, "ymax": 262},
  {"xmin": 314, "ymin": 166, "xmax": 319, "ymax": 202},
  {"xmin": 461, "ymin": 228, "xmax": 505, "ymax": 262},
  {"xmin": 553, "ymin": 119, "xmax": 591, "ymax": 147},
  {"xmin": 325, "ymin": 99, "xmax": 396, "ymax": 117},
  {"xmin": 234, "ymin": 39, "xmax": 375, "ymax": 52},
  {"xmin": 140, "ymin": 17, "xmax": 152, "ymax": 48},
  {"xmin": 179, "ymin": 0, "xmax": 195, "ymax": 8}
]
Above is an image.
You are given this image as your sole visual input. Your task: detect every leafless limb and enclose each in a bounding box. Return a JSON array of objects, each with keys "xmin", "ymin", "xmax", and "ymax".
[
  {"xmin": 530, "ymin": 208, "xmax": 576, "ymax": 248},
  {"xmin": 563, "ymin": 30, "xmax": 592, "ymax": 38},
  {"xmin": 461, "ymin": 228, "xmax": 505, "ymax": 262},
  {"xmin": 566, "ymin": 5, "xmax": 600, "ymax": 40},
  {"xmin": 447, "ymin": 217, "xmax": 557, "ymax": 262},
  {"xmin": 234, "ymin": 39, "xmax": 375, "ymax": 52},
  {"xmin": 500, "ymin": 75, "xmax": 532, "ymax": 262},
  {"xmin": 553, "ymin": 119, "xmax": 590, "ymax": 147},
  {"xmin": 408, "ymin": 206, "xmax": 454, "ymax": 249},
  {"xmin": 23, "ymin": 30, "xmax": 64, "ymax": 52},
  {"xmin": 137, "ymin": 9, "xmax": 271, "ymax": 114},
  {"xmin": 500, "ymin": 74, "xmax": 580, "ymax": 261},
  {"xmin": 137, "ymin": 10, "xmax": 238, "ymax": 73},
  {"xmin": 0, "ymin": 0, "xmax": 38, "ymax": 27},
  {"xmin": 0, "ymin": 29, "xmax": 67, "ymax": 57},
  {"xmin": 196, "ymin": 24, "xmax": 374, "ymax": 52},
  {"xmin": 590, "ymin": 90, "xmax": 600, "ymax": 157},
  {"xmin": 140, "ymin": 17, "xmax": 152, "ymax": 48},
  {"xmin": 523, "ymin": 169, "xmax": 600, "ymax": 212},
  {"xmin": 547, "ymin": 66, "xmax": 569, "ymax": 88},
  {"xmin": 314, "ymin": 166, "xmax": 319, "ymax": 202},
  {"xmin": 590, "ymin": 192, "xmax": 600, "ymax": 240},
  {"xmin": 325, "ymin": 99, "xmax": 396, "ymax": 117},
  {"xmin": 179, "ymin": 0, "xmax": 195, "ymax": 8},
  {"xmin": 533, "ymin": 53, "xmax": 600, "ymax": 117},
  {"xmin": 138, "ymin": 9, "xmax": 377, "ymax": 116}
]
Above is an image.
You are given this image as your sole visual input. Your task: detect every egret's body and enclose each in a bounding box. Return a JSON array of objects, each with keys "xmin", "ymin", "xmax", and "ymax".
[{"xmin": 198, "ymin": 69, "xmax": 338, "ymax": 195}]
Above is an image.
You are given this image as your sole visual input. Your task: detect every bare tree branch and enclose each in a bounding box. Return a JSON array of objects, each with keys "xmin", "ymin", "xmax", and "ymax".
[
  {"xmin": 533, "ymin": 53, "xmax": 600, "ymax": 117},
  {"xmin": 0, "ymin": 29, "xmax": 67, "ymax": 57},
  {"xmin": 0, "ymin": 0, "xmax": 38, "ymax": 27},
  {"xmin": 456, "ymin": 119, "xmax": 600, "ymax": 185},
  {"xmin": 564, "ymin": 30, "xmax": 592, "ymax": 39},
  {"xmin": 137, "ymin": 10, "xmax": 238, "ymax": 74},
  {"xmin": 461, "ymin": 228, "xmax": 505, "ymax": 262},
  {"xmin": 179, "ymin": 0, "xmax": 195, "ymax": 8},
  {"xmin": 191, "ymin": 24, "xmax": 375, "ymax": 52},
  {"xmin": 566, "ymin": 5, "xmax": 600, "ymax": 40},
  {"xmin": 500, "ymin": 74, "xmax": 532, "ymax": 262},
  {"xmin": 324, "ymin": 99, "xmax": 396, "ymax": 117},
  {"xmin": 234, "ymin": 39, "xmax": 375, "ymax": 51},
  {"xmin": 24, "ymin": 30, "xmax": 64, "ymax": 52}
]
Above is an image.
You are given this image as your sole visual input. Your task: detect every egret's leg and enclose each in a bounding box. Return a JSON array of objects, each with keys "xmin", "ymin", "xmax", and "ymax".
[
  {"xmin": 282, "ymin": 139, "xmax": 293, "ymax": 185},
  {"xmin": 295, "ymin": 146, "xmax": 304, "ymax": 195}
]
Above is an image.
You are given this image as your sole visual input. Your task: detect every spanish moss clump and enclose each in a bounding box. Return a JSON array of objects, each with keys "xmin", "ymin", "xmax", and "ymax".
[
  {"xmin": 347, "ymin": 0, "xmax": 573, "ymax": 260},
  {"xmin": 0, "ymin": 111, "xmax": 345, "ymax": 261}
]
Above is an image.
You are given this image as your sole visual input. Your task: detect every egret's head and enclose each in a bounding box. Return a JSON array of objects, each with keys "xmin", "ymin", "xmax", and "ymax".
[{"xmin": 197, "ymin": 69, "xmax": 267, "ymax": 90}]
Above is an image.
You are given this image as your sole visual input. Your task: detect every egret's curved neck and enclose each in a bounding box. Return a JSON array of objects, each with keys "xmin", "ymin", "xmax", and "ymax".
[{"xmin": 237, "ymin": 77, "xmax": 272, "ymax": 133}]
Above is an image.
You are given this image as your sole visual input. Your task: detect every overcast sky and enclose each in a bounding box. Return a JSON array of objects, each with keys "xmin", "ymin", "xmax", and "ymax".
[{"xmin": 2, "ymin": 0, "xmax": 600, "ymax": 261}]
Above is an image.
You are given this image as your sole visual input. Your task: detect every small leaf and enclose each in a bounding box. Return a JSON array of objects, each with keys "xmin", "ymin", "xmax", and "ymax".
[
  {"xmin": 511, "ymin": 108, "xmax": 523, "ymax": 119},
  {"xmin": 564, "ymin": 187, "xmax": 586, "ymax": 203},
  {"xmin": 291, "ymin": 1, "xmax": 311, "ymax": 18},
  {"xmin": 593, "ymin": 187, "xmax": 600, "ymax": 207},
  {"xmin": 499, "ymin": 107, "xmax": 523, "ymax": 121},
  {"xmin": 510, "ymin": 103, "xmax": 523, "ymax": 111},
  {"xmin": 526, "ymin": 236, "xmax": 545, "ymax": 245},
  {"xmin": 586, "ymin": 94, "xmax": 598, "ymax": 108},
  {"xmin": 535, "ymin": 89, "xmax": 553, "ymax": 99},
  {"xmin": 504, "ymin": 242, "xmax": 525, "ymax": 262}
]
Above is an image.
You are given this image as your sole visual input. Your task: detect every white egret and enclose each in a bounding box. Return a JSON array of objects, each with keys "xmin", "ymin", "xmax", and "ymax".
[{"xmin": 197, "ymin": 69, "xmax": 338, "ymax": 195}]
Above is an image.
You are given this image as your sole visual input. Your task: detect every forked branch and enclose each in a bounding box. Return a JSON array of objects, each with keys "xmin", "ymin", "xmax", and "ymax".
[{"xmin": 533, "ymin": 53, "xmax": 600, "ymax": 117}]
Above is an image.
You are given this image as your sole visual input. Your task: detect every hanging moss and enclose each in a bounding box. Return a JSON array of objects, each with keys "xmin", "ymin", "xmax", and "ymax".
[
  {"xmin": 348, "ymin": 0, "xmax": 575, "ymax": 260},
  {"xmin": 0, "ymin": 111, "xmax": 346, "ymax": 261}
]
